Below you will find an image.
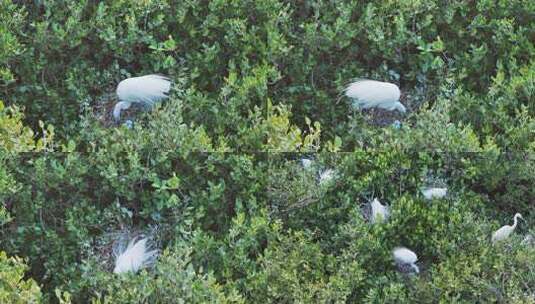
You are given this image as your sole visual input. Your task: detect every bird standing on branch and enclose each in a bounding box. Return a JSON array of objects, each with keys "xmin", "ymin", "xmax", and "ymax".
[{"xmin": 113, "ymin": 74, "xmax": 172, "ymax": 122}]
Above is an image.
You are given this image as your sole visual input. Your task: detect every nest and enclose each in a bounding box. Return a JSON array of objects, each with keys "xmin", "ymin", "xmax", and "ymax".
[
  {"xmin": 358, "ymin": 90, "xmax": 416, "ymax": 127},
  {"xmin": 396, "ymin": 262, "xmax": 420, "ymax": 275},
  {"xmin": 360, "ymin": 107, "xmax": 405, "ymax": 127},
  {"xmin": 92, "ymin": 92, "xmax": 145, "ymax": 128}
]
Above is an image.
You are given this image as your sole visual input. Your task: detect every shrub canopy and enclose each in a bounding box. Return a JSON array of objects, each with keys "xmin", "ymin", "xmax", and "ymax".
[{"xmin": 0, "ymin": 0, "xmax": 534, "ymax": 302}]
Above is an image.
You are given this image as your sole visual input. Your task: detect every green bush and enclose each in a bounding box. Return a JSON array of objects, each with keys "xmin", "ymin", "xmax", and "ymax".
[
  {"xmin": 0, "ymin": 251, "xmax": 42, "ymax": 303},
  {"xmin": 1, "ymin": 0, "xmax": 532, "ymax": 149},
  {"xmin": 1, "ymin": 0, "xmax": 534, "ymax": 302},
  {"xmin": 80, "ymin": 243, "xmax": 244, "ymax": 304}
]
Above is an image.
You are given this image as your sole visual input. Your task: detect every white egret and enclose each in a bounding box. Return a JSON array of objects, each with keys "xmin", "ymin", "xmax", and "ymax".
[
  {"xmin": 113, "ymin": 74, "xmax": 172, "ymax": 121},
  {"xmin": 392, "ymin": 247, "xmax": 419, "ymax": 273},
  {"xmin": 113, "ymin": 237, "xmax": 158, "ymax": 274},
  {"xmin": 318, "ymin": 169, "xmax": 336, "ymax": 185},
  {"xmin": 421, "ymin": 187, "xmax": 447, "ymax": 200},
  {"xmin": 344, "ymin": 80, "xmax": 406, "ymax": 113},
  {"xmin": 301, "ymin": 158, "xmax": 313, "ymax": 170},
  {"xmin": 491, "ymin": 213, "xmax": 523, "ymax": 244},
  {"xmin": 370, "ymin": 198, "xmax": 390, "ymax": 223}
]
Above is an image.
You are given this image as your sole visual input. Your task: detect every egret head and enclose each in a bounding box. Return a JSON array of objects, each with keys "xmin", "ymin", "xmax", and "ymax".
[
  {"xmin": 112, "ymin": 101, "xmax": 132, "ymax": 123},
  {"xmin": 514, "ymin": 213, "xmax": 523, "ymax": 221}
]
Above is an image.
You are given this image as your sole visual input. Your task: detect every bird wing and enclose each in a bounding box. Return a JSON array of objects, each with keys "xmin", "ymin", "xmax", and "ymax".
[
  {"xmin": 125, "ymin": 238, "xmax": 149, "ymax": 272},
  {"xmin": 492, "ymin": 226, "xmax": 511, "ymax": 242},
  {"xmin": 116, "ymin": 75, "xmax": 171, "ymax": 107},
  {"xmin": 114, "ymin": 238, "xmax": 153, "ymax": 273},
  {"xmin": 424, "ymin": 188, "xmax": 447, "ymax": 199},
  {"xmin": 345, "ymin": 80, "xmax": 400, "ymax": 108},
  {"xmin": 371, "ymin": 199, "xmax": 389, "ymax": 222},
  {"xmin": 384, "ymin": 204, "xmax": 390, "ymax": 217},
  {"xmin": 393, "ymin": 247, "xmax": 417, "ymax": 263}
]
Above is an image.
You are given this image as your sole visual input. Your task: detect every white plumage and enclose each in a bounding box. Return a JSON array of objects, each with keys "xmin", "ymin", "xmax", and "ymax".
[
  {"xmin": 318, "ymin": 169, "xmax": 336, "ymax": 185},
  {"xmin": 301, "ymin": 158, "xmax": 313, "ymax": 170},
  {"xmin": 345, "ymin": 79, "xmax": 406, "ymax": 113},
  {"xmin": 492, "ymin": 213, "xmax": 523, "ymax": 244},
  {"xmin": 421, "ymin": 187, "xmax": 448, "ymax": 200},
  {"xmin": 113, "ymin": 74, "xmax": 172, "ymax": 121},
  {"xmin": 392, "ymin": 247, "xmax": 419, "ymax": 273},
  {"xmin": 113, "ymin": 237, "xmax": 157, "ymax": 274},
  {"xmin": 370, "ymin": 198, "xmax": 390, "ymax": 223}
]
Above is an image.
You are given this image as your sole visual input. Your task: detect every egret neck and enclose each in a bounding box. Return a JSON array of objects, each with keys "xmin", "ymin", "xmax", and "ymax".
[
  {"xmin": 512, "ymin": 213, "xmax": 522, "ymax": 229},
  {"xmin": 113, "ymin": 101, "xmax": 132, "ymax": 121}
]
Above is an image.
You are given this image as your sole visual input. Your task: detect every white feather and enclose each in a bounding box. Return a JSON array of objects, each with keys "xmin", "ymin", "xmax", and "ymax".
[
  {"xmin": 113, "ymin": 238, "xmax": 157, "ymax": 274},
  {"xmin": 345, "ymin": 79, "xmax": 406, "ymax": 112},
  {"xmin": 492, "ymin": 213, "xmax": 523, "ymax": 244},
  {"xmin": 301, "ymin": 158, "xmax": 313, "ymax": 170},
  {"xmin": 393, "ymin": 247, "xmax": 419, "ymax": 273},
  {"xmin": 370, "ymin": 198, "xmax": 390, "ymax": 223},
  {"xmin": 421, "ymin": 187, "xmax": 448, "ymax": 200},
  {"xmin": 113, "ymin": 74, "xmax": 171, "ymax": 120},
  {"xmin": 319, "ymin": 169, "xmax": 336, "ymax": 185}
]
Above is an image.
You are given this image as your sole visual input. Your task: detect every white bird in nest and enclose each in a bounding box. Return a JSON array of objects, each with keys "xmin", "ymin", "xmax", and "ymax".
[
  {"xmin": 113, "ymin": 237, "xmax": 158, "ymax": 274},
  {"xmin": 491, "ymin": 213, "xmax": 523, "ymax": 244},
  {"xmin": 370, "ymin": 198, "xmax": 390, "ymax": 224},
  {"xmin": 113, "ymin": 74, "xmax": 172, "ymax": 122},
  {"xmin": 421, "ymin": 187, "xmax": 448, "ymax": 200},
  {"xmin": 392, "ymin": 247, "xmax": 419, "ymax": 274},
  {"xmin": 344, "ymin": 79, "xmax": 406, "ymax": 113}
]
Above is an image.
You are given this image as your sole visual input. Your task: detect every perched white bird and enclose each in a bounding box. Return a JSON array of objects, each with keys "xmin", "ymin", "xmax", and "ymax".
[
  {"xmin": 492, "ymin": 213, "xmax": 523, "ymax": 244},
  {"xmin": 370, "ymin": 198, "xmax": 390, "ymax": 223},
  {"xmin": 344, "ymin": 79, "xmax": 406, "ymax": 113},
  {"xmin": 392, "ymin": 247, "xmax": 419, "ymax": 273},
  {"xmin": 421, "ymin": 187, "xmax": 447, "ymax": 200},
  {"xmin": 113, "ymin": 237, "xmax": 158, "ymax": 274},
  {"xmin": 318, "ymin": 169, "xmax": 336, "ymax": 185},
  {"xmin": 301, "ymin": 158, "xmax": 313, "ymax": 170},
  {"xmin": 113, "ymin": 74, "xmax": 172, "ymax": 121}
]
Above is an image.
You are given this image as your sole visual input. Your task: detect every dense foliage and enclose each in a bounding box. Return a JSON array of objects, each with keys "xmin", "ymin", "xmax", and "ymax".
[
  {"xmin": 0, "ymin": 0, "xmax": 534, "ymax": 302},
  {"xmin": 0, "ymin": 251, "xmax": 42, "ymax": 303}
]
